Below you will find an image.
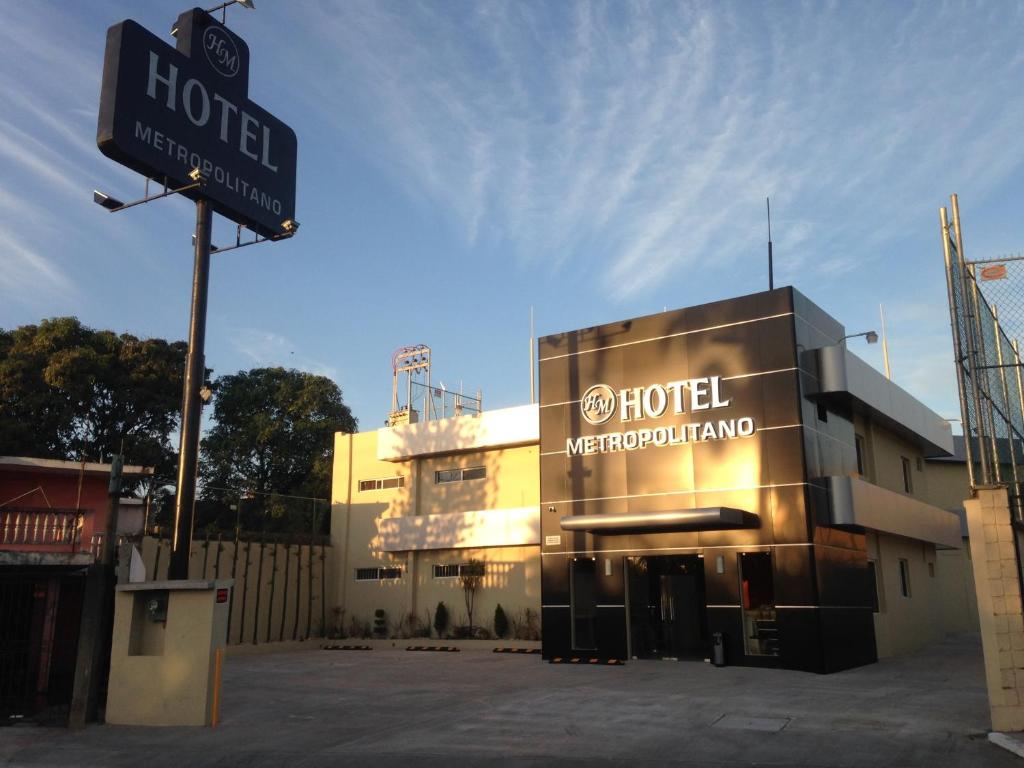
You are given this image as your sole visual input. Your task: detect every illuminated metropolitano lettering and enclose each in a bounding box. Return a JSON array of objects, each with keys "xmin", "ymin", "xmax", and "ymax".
[{"xmin": 566, "ymin": 417, "xmax": 756, "ymax": 457}]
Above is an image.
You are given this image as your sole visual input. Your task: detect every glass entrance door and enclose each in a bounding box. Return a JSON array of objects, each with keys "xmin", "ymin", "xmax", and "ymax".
[{"xmin": 627, "ymin": 555, "xmax": 708, "ymax": 659}]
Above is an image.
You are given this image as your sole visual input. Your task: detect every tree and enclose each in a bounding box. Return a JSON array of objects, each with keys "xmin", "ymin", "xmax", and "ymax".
[
  {"xmin": 459, "ymin": 560, "xmax": 485, "ymax": 632},
  {"xmin": 199, "ymin": 367, "xmax": 356, "ymax": 533},
  {"xmin": 0, "ymin": 317, "xmax": 187, "ymax": 491}
]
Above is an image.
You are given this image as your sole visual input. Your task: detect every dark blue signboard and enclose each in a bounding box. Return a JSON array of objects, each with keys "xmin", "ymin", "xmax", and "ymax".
[{"xmin": 97, "ymin": 8, "xmax": 297, "ymax": 239}]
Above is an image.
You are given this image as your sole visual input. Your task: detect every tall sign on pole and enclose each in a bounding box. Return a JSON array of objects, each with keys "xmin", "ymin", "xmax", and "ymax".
[{"xmin": 97, "ymin": 7, "xmax": 298, "ymax": 579}]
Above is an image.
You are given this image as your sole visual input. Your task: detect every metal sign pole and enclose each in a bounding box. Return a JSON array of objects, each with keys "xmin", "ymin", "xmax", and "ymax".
[{"xmin": 169, "ymin": 197, "xmax": 213, "ymax": 580}]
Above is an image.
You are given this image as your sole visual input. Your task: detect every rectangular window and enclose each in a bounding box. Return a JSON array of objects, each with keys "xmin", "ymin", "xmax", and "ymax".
[
  {"xmin": 816, "ymin": 402, "xmax": 828, "ymax": 422},
  {"xmin": 431, "ymin": 563, "xmax": 486, "ymax": 579},
  {"xmin": 867, "ymin": 560, "xmax": 880, "ymax": 613},
  {"xmin": 898, "ymin": 559, "xmax": 911, "ymax": 597},
  {"xmin": 570, "ymin": 558, "xmax": 597, "ymax": 651},
  {"xmin": 434, "ymin": 466, "xmax": 486, "ymax": 484},
  {"xmin": 901, "ymin": 457, "xmax": 913, "ymax": 494},
  {"xmin": 355, "ymin": 566, "xmax": 402, "ymax": 581},
  {"xmin": 358, "ymin": 476, "xmax": 405, "ymax": 492},
  {"xmin": 855, "ymin": 435, "xmax": 865, "ymax": 476},
  {"xmin": 738, "ymin": 552, "xmax": 779, "ymax": 657}
]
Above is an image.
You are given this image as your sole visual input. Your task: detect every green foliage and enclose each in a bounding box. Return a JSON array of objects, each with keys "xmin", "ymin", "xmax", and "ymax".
[
  {"xmin": 198, "ymin": 367, "xmax": 356, "ymax": 533},
  {"xmin": 0, "ymin": 317, "xmax": 188, "ymax": 490},
  {"xmin": 494, "ymin": 603, "xmax": 509, "ymax": 639},
  {"xmin": 433, "ymin": 601, "xmax": 449, "ymax": 638}
]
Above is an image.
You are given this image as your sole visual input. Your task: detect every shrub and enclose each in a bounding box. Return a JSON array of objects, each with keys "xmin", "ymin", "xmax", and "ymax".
[
  {"xmin": 433, "ymin": 601, "xmax": 449, "ymax": 638},
  {"xmin": 494, "ymin": 604, "xmax": 509, "ymax": 639},
  {"xmin": 347, "ymin": 615, "xmax": 372, "ymax": 639},
  {"xmin": 330, "ymin": 606, "xmax": 347, "ymax": 639},
  {"xmin": 511, "ymin": 607, "xmax": 541, "ymax": 641}
]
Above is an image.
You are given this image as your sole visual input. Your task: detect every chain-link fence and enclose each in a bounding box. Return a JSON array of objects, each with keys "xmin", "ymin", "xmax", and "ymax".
[{"xmin": 942, "ymin": 197, "xmax": 1024, "ymax": 521}]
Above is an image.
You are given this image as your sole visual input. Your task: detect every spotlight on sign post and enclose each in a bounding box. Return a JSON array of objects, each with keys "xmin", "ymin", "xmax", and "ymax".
[{"xmin": 95, "ymin": 6, "xmax": 298, "ymax": 580}]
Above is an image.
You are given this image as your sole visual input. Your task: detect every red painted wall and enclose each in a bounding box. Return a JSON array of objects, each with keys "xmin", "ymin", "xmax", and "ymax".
[{"xmin": 0, "ymin": 468, "xmax": 111, "ymax": 552}]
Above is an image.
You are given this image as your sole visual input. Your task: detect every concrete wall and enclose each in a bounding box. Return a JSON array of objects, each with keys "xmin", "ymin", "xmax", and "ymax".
[
  {"xmin": 106, "ymin": 580, "xmax": 231, "ymax": 727},
  {"xmin": 137, "ymin": 535, "xmax": 327, "ymax": 645},
  {"xmin": 870, "ymin": 532, "xmax": 942, "ymax": 658},
  {"xmin": 964, "ymin": 487, "xmax": 1024, "ymax": 732},
  {"xmin": 855, "ymin": 415, "xmax": 979, "ymax": 655}
]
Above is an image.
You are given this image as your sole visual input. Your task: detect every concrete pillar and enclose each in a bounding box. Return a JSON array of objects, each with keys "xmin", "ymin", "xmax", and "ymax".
[{"xmin": 965, "ymin": 486, "xmax": 1024, "ymax": 732}]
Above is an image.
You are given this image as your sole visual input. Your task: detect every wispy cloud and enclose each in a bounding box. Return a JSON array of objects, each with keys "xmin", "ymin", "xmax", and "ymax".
[
  {"xmin": 275, "ymin": 1, "xmax": 1022, "ymax": 303},
  {"xmin": 227, "ymin": 326, "xmax": 341, "ymax": 383}
]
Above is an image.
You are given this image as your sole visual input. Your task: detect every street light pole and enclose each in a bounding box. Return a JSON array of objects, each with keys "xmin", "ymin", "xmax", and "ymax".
[{"xmin": 169, "ymin": 197, "xmax": 213, "ymax": 580}]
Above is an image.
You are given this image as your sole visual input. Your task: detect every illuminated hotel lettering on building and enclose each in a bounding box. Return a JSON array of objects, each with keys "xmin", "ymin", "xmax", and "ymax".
[
  {"xmin": 569, "ymin": 376, "xmax": 755, "ymax": 457},
  {"xmin": 97, "ymin": 10, "xmax": 297, "ymax": 239}
]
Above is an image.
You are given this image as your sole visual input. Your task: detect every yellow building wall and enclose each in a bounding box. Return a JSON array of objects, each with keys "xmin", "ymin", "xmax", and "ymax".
[
  {"xmin": 330, "ymin": 428, "xmax": 541, "ymax": 636},
  {"xmin": 855, "ymin": 417, "xmax": 979, "ymax": 654}
]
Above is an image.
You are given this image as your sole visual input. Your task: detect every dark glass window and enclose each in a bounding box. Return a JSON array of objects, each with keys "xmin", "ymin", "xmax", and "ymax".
[
  {"xmin": 901, "ymin": 457, "xmax": 913, "ymax": 494},
  {"xmin": 355, "ymin": 566, "xmax": 402, "ymax": 581},
  {"xmin": 816, "ymin": 402, "xmax": 828, "ymax": 422},
  {"xmin": 435, "ymin": 466, "xmax": 486, "ymax": 484},
  {"xmin": 359, "ymin": 476, "xmax": 404, "ymax": 492},
  {"xmin": 462, "ymin": 466, "xmax": 486, "ymax": 481},
  {"xmin": 570, "ymin": 558, "xmax": 597, "ymax": 651},
  {"xmin": 855, "ymin": 435, "xmax": 865, "ymax": 476},
  {"xmin": 738, "ymin": 552, "xmax": 779, "ymax": 657},
  {"xmin": 432, "ymin": 563, "xmax": 485, "ymax": 579},
  {"xmin": 898, "ymin": 558, "xmax": 911, "ymax": 597},
  {"xmin": 867, "ymin": 561, "xmax": 880, "ymax": 612}
]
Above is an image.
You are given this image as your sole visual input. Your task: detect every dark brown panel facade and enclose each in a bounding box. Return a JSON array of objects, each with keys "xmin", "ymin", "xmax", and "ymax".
[{"xmin": 539, "ymin": 287, "xmax": 876, "ymax": 672}]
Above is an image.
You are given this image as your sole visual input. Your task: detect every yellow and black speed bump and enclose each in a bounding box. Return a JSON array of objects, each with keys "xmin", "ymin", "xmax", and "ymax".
[
  {"xmin": 549, "ymin": 656, "xmax": 623, "ymax": 665},
  {"xmin": 492, "ymin": 647, "xmax": 543, "ymax": 654},
  {"xmin": 406, "ymin": 645, "xmax": 461, "ymax": 652},
  {"xmin": 322, "ymin": 644, "xmax": 373, "ymax": 651}
]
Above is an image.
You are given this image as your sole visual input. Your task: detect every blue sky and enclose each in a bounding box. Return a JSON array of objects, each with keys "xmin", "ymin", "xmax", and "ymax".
[{"xmin": 1, "ymin": 0, "xmax": 1022, "ymax": 430}]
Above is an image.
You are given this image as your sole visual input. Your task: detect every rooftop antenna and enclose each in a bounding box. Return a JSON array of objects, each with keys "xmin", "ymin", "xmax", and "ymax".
[
  {"xmin": 767, "ymin": 196, "xmax": 774, "ymax": 291},
  {"xmin": 529, "ymin": 306, "xmax": 536, "ymax": 405},
  {"xmin": 879, "ymin": 303, "xmax": 892, "ymax": 379}
]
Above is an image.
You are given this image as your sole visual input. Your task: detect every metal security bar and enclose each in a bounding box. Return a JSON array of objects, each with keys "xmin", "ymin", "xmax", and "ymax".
[{"xmin": 941, "ymin": 195, "xmax": 1024, "ymax": 521}]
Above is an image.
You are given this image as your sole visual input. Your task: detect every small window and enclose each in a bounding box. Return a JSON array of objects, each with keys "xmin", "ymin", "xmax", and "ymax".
[
  {"xmin": 855, "ymin": 435, "xmax": 865, "ymax": 476},
  {"xmin": 433, "ymin": 564, "xmax": 460, "ymax": 579},
  {"xmin": 867, "ymin": 560, "xmax": 880, "ymax": 613},
  {"xmin": 432, "ymin": 563, "xmax": 485, "ymax": 579},
  {"xmin": 355, "ymin": 566, "xmax": 402, "ymax": 581},
  {"xmin": 898, "ymin": 559, "xmax": 911, "ymax": 597},
  {"xmin": 434, "ymin": 466, "xmax": 486, "ymax": 484},
  {"xmin": 901, "ymin": 457, "xmax": 913, "ymax": 494},
  {"xmin": 816, "ymin": 402, "xmax": 828, "ymax": 422},
  {"xmin": 358, "ymin": 476, "xmax": 405, "ymax": 492}
]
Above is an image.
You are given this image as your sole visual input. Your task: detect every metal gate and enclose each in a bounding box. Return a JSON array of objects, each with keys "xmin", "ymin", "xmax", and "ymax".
[{"xmin": 0, "ymin": 572, "xmax": 84, "ymax": 724}]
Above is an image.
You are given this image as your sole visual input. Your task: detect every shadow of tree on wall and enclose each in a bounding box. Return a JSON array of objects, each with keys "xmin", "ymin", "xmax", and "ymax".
[{"xmin": 338, "ymin": 410, "xmax": 541, "ymax": 639}]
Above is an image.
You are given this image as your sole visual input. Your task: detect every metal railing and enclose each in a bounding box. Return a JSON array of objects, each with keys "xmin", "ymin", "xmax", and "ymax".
[{"xmin": 0, "ymin": 507, "xmax": 84, "ymax": 549}]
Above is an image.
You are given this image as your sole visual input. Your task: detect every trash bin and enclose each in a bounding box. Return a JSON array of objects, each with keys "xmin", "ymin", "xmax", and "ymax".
[{"xmin": 712, "ymin": 632, "xmax": 726, "ymax": 667}]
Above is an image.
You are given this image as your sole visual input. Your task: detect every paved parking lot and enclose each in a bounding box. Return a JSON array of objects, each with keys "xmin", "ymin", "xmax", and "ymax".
[{"xmin": 0, "ymin": 633, "xmax": 1017, "ymax": 767}]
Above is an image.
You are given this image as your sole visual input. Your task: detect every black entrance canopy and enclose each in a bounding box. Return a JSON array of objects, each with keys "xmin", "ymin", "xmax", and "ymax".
[{"xmin": 559, "ymin": 508, "xmax": 754, "ymax": 534}]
